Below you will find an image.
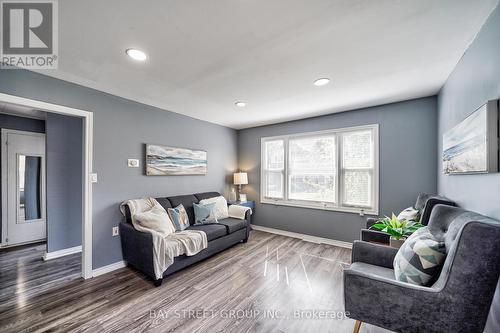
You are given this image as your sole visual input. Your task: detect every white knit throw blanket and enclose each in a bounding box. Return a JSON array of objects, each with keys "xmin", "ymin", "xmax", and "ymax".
[
  {"xmin": 120, "ymin": 197, "xmax": 207, "ymax": 279},
  {"xmin": 228, "ymin": 204, "xmax": 252, "ymax": 220}
]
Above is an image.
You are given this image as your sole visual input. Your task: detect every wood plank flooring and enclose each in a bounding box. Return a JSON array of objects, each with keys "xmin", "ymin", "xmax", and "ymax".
[{"xmin": 0, "ymin": 231, "xmax": 393, "ymax": 333}]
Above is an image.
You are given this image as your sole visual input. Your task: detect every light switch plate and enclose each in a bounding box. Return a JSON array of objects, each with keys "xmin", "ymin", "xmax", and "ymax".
[
  {"xmin": 90, "ymin": 173, "xmax": 98, "ymax": 183},
  {"xmin": 127, "ymin": 159, "xmax": 140, "ymax": 168},
  {"xmin": 112, "ymin": 226, "xmax": 119, "ymax": 236}
]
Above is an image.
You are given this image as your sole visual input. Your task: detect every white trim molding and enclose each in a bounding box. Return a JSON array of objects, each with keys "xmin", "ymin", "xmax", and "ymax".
[
  {"xmin": 0, "ymin": 92, "xmax": 94, "ymax": 279},
  {"xmin": 43, "ymin": 245, "xmax": 82, "ymax": 261},
  {"xmin": 92, "ymin": 261, "xmax": 127, "ymax": 277},
  {"xmin": 251, "ymin": 224, "xmax": 353, "ymax": 249}
]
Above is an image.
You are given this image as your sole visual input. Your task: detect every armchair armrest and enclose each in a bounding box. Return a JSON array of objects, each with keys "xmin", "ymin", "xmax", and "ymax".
[
  {"xmin": 360, "ymin": 229, "xmax": 390, "ymax": 244},
  {"xmin": 351, "ymin": 240, "xmax": 399, "ymax": 269}
]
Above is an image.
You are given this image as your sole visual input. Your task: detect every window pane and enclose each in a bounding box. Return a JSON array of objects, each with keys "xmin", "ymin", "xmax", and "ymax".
[
  {"xmin": 266, "ymin": 171, "xmax": 283, "ymax": 198},
  {"xmin": 265, "ymin": 140, "xmax": 284, "ymax": 171},
  {"xmin": 289, "ymin": 174, "xmax": 335, "ymax": 202},
  {"xmin": 343, "ymin": 170, "xmax": 371, "ymax": 206},
  {"xmin": 264, "ymin": 140, "xmax": 284, "ymax": 199},
  {"xmin": 343, "ymin": 130, "xmax": 373, "ymax": 169},
  {"xmin": 289, "ymin": 136, "xmax": 335, "ymax": 202}
]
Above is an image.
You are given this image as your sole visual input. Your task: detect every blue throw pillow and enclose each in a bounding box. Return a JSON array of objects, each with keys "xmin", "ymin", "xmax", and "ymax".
[
  {"xmin": 167, "ymin": 204, "xmax": 190, "ymax": 231},
  {"xmin": 193, "ymin": 202, "xmax": 218, "ymax": 225}
]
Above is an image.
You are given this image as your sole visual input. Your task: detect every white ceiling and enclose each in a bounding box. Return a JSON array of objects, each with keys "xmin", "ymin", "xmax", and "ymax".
[{"xmin": 35, "ymin": 0, "xmax": 499, "ymax": 129}]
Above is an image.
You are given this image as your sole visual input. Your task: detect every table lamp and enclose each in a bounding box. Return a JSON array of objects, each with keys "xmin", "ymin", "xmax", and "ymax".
[{"xmin": 233, "ymin": 172, "xmax": 248, "ymax": 201}]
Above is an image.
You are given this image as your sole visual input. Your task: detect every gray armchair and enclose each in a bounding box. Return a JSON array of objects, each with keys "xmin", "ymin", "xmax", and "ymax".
[
  {"xmin": 361, "ymin": 193, "xmax": 455, "ymax": 244},
  {"xmin": 344, "ymin": 205, "xmax": 500, "ymax": 333}
]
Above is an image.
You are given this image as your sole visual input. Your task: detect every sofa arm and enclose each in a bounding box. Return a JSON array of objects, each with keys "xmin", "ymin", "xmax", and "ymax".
[
  {"xmin": 119, "ymin": 222, "xmax": 156, "ymax": 279},
  {"xmin": 244, "ymin": 210, "xmax": 252, "ymax": 240},
  {"xmin": 351, "ymin": 240, "xmax": 399, "ymax": 269}
]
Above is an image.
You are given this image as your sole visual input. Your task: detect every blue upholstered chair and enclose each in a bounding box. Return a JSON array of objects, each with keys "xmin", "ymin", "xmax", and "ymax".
[{"xmin": 344, "ymin": 205, "xmax": 500, "ymax": 333}]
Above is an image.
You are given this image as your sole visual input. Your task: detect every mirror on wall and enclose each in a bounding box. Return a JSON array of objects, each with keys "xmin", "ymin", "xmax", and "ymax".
[{"xmin": 18, "ymin": 154, "xmax": 42, "ymax": 222}]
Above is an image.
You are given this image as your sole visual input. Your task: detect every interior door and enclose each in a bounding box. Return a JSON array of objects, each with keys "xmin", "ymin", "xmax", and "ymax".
[{"xmin": 2, "ymin": 130, "xmax": 46, "ymax": 246}]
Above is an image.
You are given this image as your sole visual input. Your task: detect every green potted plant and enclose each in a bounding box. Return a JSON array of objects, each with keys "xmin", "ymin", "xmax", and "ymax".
[{"xmin": 370, "ymin": 214, "xmax": 424, "ymax": 248}]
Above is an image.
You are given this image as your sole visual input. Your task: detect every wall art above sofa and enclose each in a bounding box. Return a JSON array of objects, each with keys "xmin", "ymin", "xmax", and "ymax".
[
  {"xmin": 442, "ymin": 100, "xmax": 499, "ymax": 175},
  {"xmin": 146, "ymin": 144, "xmax": 207, "ymax": 175}
]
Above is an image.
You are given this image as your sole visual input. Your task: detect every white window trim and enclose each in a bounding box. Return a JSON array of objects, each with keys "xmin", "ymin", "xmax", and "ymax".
[{"xmin": 260, "ymin": 124, "xmax": 379, "ymax": 216}]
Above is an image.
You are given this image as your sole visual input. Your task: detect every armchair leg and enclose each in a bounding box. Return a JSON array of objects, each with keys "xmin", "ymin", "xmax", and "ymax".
[{"xmin": 353, "ymin": 320, "xmax": 362, "ymax": 333}]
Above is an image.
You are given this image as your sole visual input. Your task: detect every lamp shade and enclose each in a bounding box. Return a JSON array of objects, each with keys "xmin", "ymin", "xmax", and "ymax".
[{"xmin": 233, "ymin": 172, "xmax": 248, "ymax": 185}]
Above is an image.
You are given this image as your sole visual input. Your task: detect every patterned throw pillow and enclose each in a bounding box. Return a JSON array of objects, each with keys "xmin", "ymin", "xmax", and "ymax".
[
  {"xmin": 193, "ymin": 202, "xmax": 218, "ymax": 225},
  {"xmin": 393, "ymin": 227, "xmax": 446, "ymax": 286},
  {"xmin": 397, "ymin": 206, "xmax": 421, "ymax": 222},
  {"xmin": 167, "ymin": 204, "xmax": 190, "ymax": 231}
]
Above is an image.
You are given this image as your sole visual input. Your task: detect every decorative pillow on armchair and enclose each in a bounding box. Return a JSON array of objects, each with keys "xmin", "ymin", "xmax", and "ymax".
[
  {"xmin": 393, "ymin": 227, "xmax": 446, "ymax": 286},
  {"xmin": 167, "ymin": 204, "xmax": 190, "ymax": 231},
  {"xmin": 193, "ymin": 202, "xmax": 218, "ymax": 225},
  {"xmin": 397, "ymin": 206, "xmax": 421, "ymax": 222}
]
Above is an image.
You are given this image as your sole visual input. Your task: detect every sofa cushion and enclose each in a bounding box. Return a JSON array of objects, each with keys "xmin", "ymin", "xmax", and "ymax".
[
  {"xmin": 186, "ymin": 224, "xmax": 227, "ymax": 241},
  {"xmin": 167, "ymin": 194, "xmax": 199, "ymax": 225},
  {"xmin": 218, "ymin": 218, "xmax": 246, "ymax": 234},
  {"xmin": 194, "ymin": 192, "xmax": 221, "ymax": 201},
  {"xmin": 155, "ymin": 197, "xmax": 173, "ymax": 211}
]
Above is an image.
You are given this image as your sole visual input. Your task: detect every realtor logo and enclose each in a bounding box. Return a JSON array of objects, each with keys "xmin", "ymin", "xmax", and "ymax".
[{"xmin": 1, "ymin": 0, "xmax": 58, "ymax": 69}]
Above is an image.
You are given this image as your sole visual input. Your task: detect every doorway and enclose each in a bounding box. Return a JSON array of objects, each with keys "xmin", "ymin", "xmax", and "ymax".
[
  {"xmin": 0, "ymin": 93, "xmax": 93, "ymax": 279},
  {"xmin": 1, "ymin": 129, "xmax": 46, "ymax": 246}
]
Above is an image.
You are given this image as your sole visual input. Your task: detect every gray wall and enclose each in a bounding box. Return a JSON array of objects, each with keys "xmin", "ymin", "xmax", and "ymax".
[
  {"xmin": 238, "ymin": 97, "xmax": 438, "ymax": 242},
  {"xmin": 437, "ymin": 4, "xmax": 500, "ymax": 332},
  {"xmin": 0, "ymin": 114, "xmax": 45, "ymax": 242},
  {"xmin": 437, "ymin": 5, "xmax": 500, "ymax": 219},
  {"xmin": 0, "ymin": 69, "xmax": 238, "ymax": 269},
  {"xmin": 46, "ymin": 113, "xmax": 83, "ymax": 252}
]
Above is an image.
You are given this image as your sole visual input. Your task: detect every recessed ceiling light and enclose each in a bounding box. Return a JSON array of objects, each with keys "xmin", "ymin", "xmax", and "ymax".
[
  {"xmin": 235, "ymin": 101, "xmax": 247, "ymax": 108},
  {"xmin": 126, "ymin": 48, "xmax": 147, "ymax": 61},
  {"xmin": 313, "ymin": 78, "xmax": 330, "ymax": 86}
]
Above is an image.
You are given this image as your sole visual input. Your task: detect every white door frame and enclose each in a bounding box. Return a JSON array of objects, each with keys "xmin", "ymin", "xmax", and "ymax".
[
  {"xmin": 0, "ymin": 93, "xmax": 94, "ymax": 279},
  {"xmin": 1, "ymin": 129, "xmax": 47, "ymax": 245}
]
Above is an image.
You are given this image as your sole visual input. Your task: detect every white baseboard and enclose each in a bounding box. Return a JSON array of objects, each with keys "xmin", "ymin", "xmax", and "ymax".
[
  {"xmin": 43, "ymin": 245, "xmax": 82, "ymax": 261},
  {"xmin": 250, "ymin": 224, "xmax": 353, "ymax": 249},
  {"xmin": 92, "ymin": 260, "xmax": 127, "ymax": 277}
]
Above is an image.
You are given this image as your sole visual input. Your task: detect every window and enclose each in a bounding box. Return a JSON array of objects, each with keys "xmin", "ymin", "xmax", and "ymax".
[{"xmin": 261, "ymin": 125, "xmax": 378, "ymax": 214}]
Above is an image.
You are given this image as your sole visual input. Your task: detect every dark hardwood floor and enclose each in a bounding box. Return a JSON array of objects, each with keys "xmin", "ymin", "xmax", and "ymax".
[{"xmin": 0, "ymin": 231, "xmax": 392, "ymax": 333}]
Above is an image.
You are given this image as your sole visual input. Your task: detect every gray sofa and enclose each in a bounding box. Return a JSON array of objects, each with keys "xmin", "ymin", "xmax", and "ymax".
[
  {"xmin": 119, "ymin": 191, "xmax": 251, "ymax": 286},
  {"xmin": 344, "ymin": 204, "xmax": 500, "ymax": 333},
  {"xmin": 361, "ymin": 193, "xmax": 455, "ymax": 244}
]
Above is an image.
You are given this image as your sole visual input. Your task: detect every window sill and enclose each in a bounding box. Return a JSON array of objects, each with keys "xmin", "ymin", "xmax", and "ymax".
[{"xmin": 260, "ymin": 199, "xmax": 378, "ymax": 216}]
